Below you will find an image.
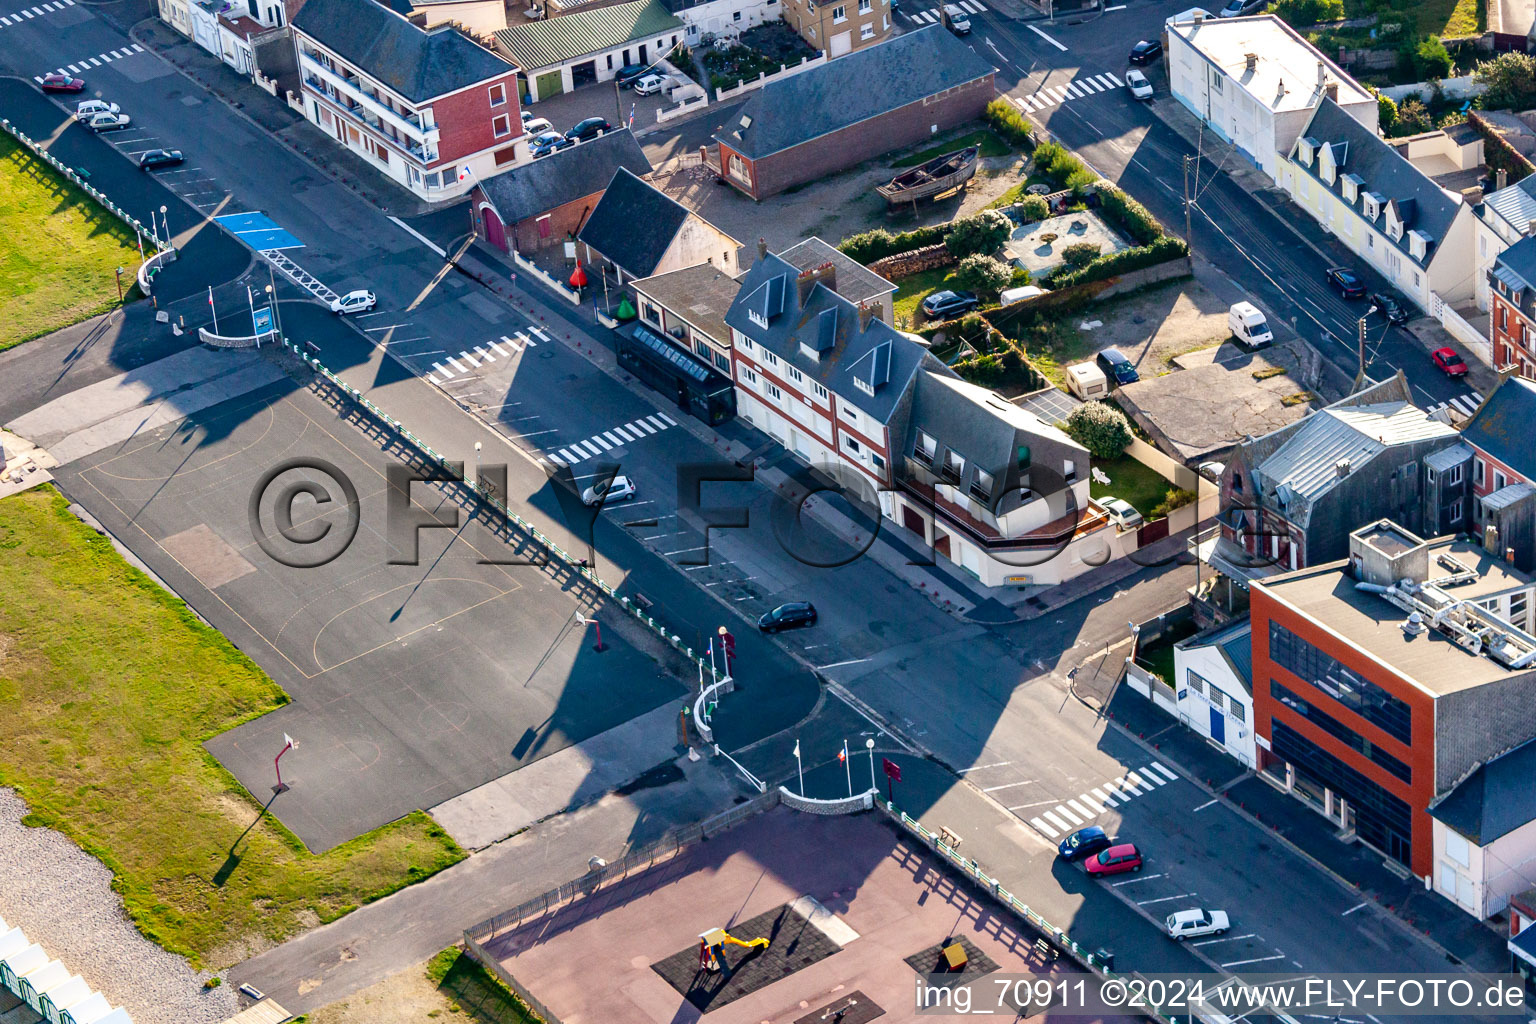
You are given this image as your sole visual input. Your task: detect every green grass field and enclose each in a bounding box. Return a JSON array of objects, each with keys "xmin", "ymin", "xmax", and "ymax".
[
  {"xmin": 427, "ymin": 949, "xmax": 543, "ymax": 1023},
  {"xmin": 0, "ymin": 134, "xmax": 144, "ymax": 352},
  {"xmin": 0, "ymin": 487, "xmax": 465, "ymax": 968},
  {"xmin": 892, "ymin": 267, "xmax": 960, "ymax": 326},
  {"xmin": 1089, "ymin": 454, "xmax": 1175, "ymax": 519},
  {"xmin": 891, "ymin": 129, "xmax": 1011, "ymax": 168}
]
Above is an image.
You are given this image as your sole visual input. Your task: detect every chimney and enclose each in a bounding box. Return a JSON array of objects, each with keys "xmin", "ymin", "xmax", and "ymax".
[
  {"xmin": 1325, "ymin": 82, "xmax": 1338, "ymax": 101},
  {"xmin": 757, "ymin": 236, "xmax": 768, "ymax": 261},
  {"xmin": 1499, "ymin": 167, "xmax": 1510, "ymax": 190},
  {"xmin": 1193, "ymin": 10, "xmax": 1203, "ymax": 23},
  {"xmin": 857, "ymin": 301, "xmax": 878, "ymax": 331},
  {"xmin": 796, "ymin": 260, "xmax": 837, "ymax": 308},
  {"xmin": 1244, "ymin": 52, "xmax": 1257, "ymax": 71},
  {"xmin": 1316, "ymin": 61, "xmax": 1326, "ymax": 89},
  {"xmin": 1459, "ymin": 185, "xmax": 1484, "ymax": 205},
  {"xmin": 1508, "ymin": 547, "xmax": 1517, "ymax": 565},
  {"xmin": 1526, "ymin": 216, "xmax": 1536, "ymax": 235}
]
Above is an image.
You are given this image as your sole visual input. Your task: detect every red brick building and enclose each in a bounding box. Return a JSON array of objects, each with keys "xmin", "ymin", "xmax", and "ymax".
[
  {"xmin": 713, "ymin": 25, "xmax": 994, "ymax": 200},
  {"xmin": 1251, "ymin": 520, "xmax": 1536, "ymax": 878},
  {"xmin": 293, "ymin": 0, "xmax": 523, "ymax": 202},
  {"xmin": 1489, "ymin": 236, "xmax": 1536, "ymax": 376}
]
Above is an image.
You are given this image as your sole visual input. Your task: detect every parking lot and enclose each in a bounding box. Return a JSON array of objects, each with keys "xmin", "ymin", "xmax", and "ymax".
[
  {"xmin": 51, "ymin": 376, "xmax": 689, "ymax": 851},
  {"xmin": 520, "ymin": 76, "xmax": 685, "ymax": 138}
]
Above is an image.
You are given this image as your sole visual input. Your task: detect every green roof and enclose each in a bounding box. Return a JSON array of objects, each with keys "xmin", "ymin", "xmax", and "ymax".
[{"xmin": 494, "ymin": 0, "xmax": 682, "ymax": 71}]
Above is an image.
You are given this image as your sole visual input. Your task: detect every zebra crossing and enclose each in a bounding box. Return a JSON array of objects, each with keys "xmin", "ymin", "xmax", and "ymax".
[
  {"xmin": 547, "ymin": 413, "xmax": 677, "ymax": 467},
  {"xmin": 907, "ymin": 0, "xmax": 985, "ymax": 23},
  {"xmin": 428, "ymin": 330, "xmax": 547, "ymax": 384},
  {"xmin": 33, "ymin": 43, "xmax": 144, "ymax": 77},
  {"xmin": 1027, "ymin": 760, "xmax": 1179, "ymax": 839},
  {"xmin": 2, "ymin": 0, "xmax": 73, "ymax": 26},
  {"xmin": 1425, "ymin": 390, "xmax": 1483, "ymax": 420},
  {"xmin": 1011, "ymin": 72, "xmax": 1123, "ymax": 114}
]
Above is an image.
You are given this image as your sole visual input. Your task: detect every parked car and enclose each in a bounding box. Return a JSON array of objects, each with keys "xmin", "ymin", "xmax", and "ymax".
[
  {"xmin": 1167, "ymin": 908, "xmax": 1230, "ymax": 939},
  {"xmin": 581, "ymin": 474, "xmax": 636, "ymax": 506},
  {"xmin": 84, "ymin": 111, "xmax": 131, "ymax": 132},
  {"xmin": 75, "ymin": 99, "xmax": 119, "ymax": 121},
  {"xmin": 1129, "ymin": 40, "xmax": 1162, "ymax": 65},
  {"xmin": 1228, "ymin": 300, "xmax": 1272, "ymax": 348},
  {"xmin": 942, "ymin": 3, "xmax": 971, "ymax": 32},
  {"xmin": 1095, "ymin": 347, "xmax": 1140, "ymax": 385},
  {"xmin": 566, "ymin": 116, "xmax": 611, "ymax": 142},
  {"xmin": 330, "ymin": 289, "xmax": 376, "ymax": 315},
  {"xmin": 758, "ymin": 601, "xmax": 817, "ymax": 633},
  {"xmin": 1100, "ymin": 497, "xmax": 1144, "ymax": 531},
  {"xmin": 921, "ymin": 289, "xmax": 978, "ymax": 319},
  {"xmin": 1431, "ymin": 346, "xmax": 1469, "ymax": 377},
  {"xmin": 1057, "ymin": 826, "xmax": 1113, "ymax": 862},
  {"xmin": 615, "ymin": 63, "xmax": 650, "ymax": 88},
  {"xmin": 530, "ymin": 131, "xmax": 574, "ymax": 157},
  {"xmin": 1369, "ymin": 291, "xmax": 1409, "ymax": 325},
  {"xmin": 1126, "ymin": 69, "xmax": 1154, "ymax": 100},
  {"xmin": 40, "ymin": 73, "xmax": 85, "ymax": 93},
  {"xmin": 633, "ymin": 74, "xmax": 669, "ymax": 95},
  {"xmin": 1219, "ymin": 0, "xmax": 1264, "ymax": 15},
  {"xmin": 1324, "ymin": 266, "xmax": 1366, "ymax": 298},
  {"xmin": 1085, "ymin": 843, "xmax": 1143, "ymax": 876},
  {"xmin": 522, "ymin": 116, "xmax": 553, "ymax": 134},
  {"xmin": 138, "ymin": 148, "xmax": 185, "ymax": 171}
]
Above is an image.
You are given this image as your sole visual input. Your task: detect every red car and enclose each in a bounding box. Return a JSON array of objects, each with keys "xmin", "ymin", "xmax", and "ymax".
[
  {"xmin": 1084, "ymin": 843, "xmax": 1143, "ymax": 876},
  {"xmin": 1431, "ymin": 347, "xmax": 1469, "ymax": 377},
  {"xmin": 40, "ymin": 73, "xmax": 85, "ymax": 93}
]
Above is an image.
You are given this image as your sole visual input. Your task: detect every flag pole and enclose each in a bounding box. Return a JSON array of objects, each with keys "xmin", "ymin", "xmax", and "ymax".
[
  {"xmin": 843, "ymin": 740, "xmax": 852, "ymax": 797},
  {"xmin": 794, "ymin": 739, "xmax": 803, "ymax": 796}
]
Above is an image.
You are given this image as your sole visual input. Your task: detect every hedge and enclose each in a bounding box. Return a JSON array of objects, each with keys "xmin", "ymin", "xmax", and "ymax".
[
  {"xmin": 1049, "ymin": 235, "xmax": 1189, "ymax": 289},
  {"xmin": 837, "ymin": 223, "xmax": 948, "ymax": 264},
  {"xmin": 1096, "ymin": 186, "xmax": 1162, "ymax": 246},
  {"xmin": 984, "ymin": 97, "xmax": 1033, "ymax": 148}
]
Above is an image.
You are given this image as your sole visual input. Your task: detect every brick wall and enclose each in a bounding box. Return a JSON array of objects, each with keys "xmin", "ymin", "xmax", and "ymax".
[
  {"xmin": 726, "ymin": 74, "xmax": 994, "ymax": 199},
  {"xmin": 1492, "ymin": 291, "xmax": 1536, "ymax": 376},
  {"xmin": 511, "ymin": 192, "xmax": 603, "ymax": 251},
  {"xmin": 433, "ymin": 70, "xmax": 522, "ymax": 165}
]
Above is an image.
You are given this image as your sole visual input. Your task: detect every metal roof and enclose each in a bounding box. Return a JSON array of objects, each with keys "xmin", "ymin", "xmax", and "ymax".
[{"xmin": 493, "ymin": 0, "xmax": 681, "ymax": 71}]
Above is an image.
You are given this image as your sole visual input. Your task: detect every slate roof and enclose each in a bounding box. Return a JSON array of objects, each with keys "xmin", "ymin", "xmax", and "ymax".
[
  {"xmin": 477, "ymin": 129, "xmax": 651, "ymax": 225},
  {"xmin": 714, "ymin": 26, "xmax": 994, "ymax": 159},
  {"xmin": 724, "ymin": 253, "xmax": 930, "ymax": 425},
  {"xmin": 630, "ymin": 262, "xmax": 740, "ymax": 346},
  {"xmin": 577, "ymin": 167, "xmax": 692, "ymax": 278},
  {"xmin": 493, "ymin": 0, "xmax": 681, "ymax": 71},
  {"xmin": 1430, "ymin": 736, "xmax": 1536, "ymax": 845},
  {"xmin": 1490, "ymin": 236, "xmax": 1536, "ymax": 323},
  {"xmin": 1291, "ymin": 97, "xmax": 1463, "ymax": 268},
  {"xmin": 776, "ymin": 237, "xmax": 896, "ymax": 306},
  {"xmin": 1462, "ymin": 375, "xmax": 1536, "ymax": 482},
  {"xmin": 294, "ymin": 0, "xmax": 514, "ymax": 103},
  {"xmin": 1176, "ymin": 619, "xmax": 1253, "ymax": 696}
]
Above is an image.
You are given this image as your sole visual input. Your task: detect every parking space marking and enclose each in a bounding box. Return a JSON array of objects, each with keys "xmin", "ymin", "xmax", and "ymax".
[
  {"xmin": 1136, "ymin": 893, "xmax": 1194, "ymax": 906},
  {"xmin": 1193, "ymin": 933, "xmax": 1257, "ymax": 946},
  {"xmin": 1193, "ymin": 798, "xmax": 1218, "ymax": 812},
  {"xmin": 1221, "ymin": 955, "xmax": 1286, "ymax": 968},
  {"xmin": 957, "ymin": 762, "xmax": 1012, "ymax": 773},
  {"xmin": 1342, "ymin": 902, "xmax": 1367, "ymax": 916},
  {"xmin": 1110, "ymin": 873, "xmax": 1162, "ymax": 886}
]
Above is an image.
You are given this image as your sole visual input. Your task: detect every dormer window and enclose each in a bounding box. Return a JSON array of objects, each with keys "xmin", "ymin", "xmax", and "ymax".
[
  {"xmin": 1408, "ymin": 229, "xmax": 1430, "ymax": 261},
  {"xmin": 1361, "ymin": 193, "xmax": 1381, "ymax": 221},
  {"xmin": 1296, "ymin": 138, "xmax": 1315, "ymax": 165},
  {"xmin": 1385, "ymin": 203, "xmax": 1402, "ymax": 241},
  {"xmin": 970, "ymin": 467, "xmax": 994, "ymax": 501},
  {"xmin": 943, "ymin": 450, "xmax": 964, "ymax": 481},
  {"xmin": 916, "ymin": 432, "xmax": 937, "ymax": 463},
  {"xmin": 1341, "ymin": 173, "xmax": 1361, "ymax": 204},
  {"xmin": 1318, "ymin": 143, "xmax": 1336, "ymax": 185}
]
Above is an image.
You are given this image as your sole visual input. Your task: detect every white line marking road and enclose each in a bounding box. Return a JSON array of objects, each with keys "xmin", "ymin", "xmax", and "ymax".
[
  {"xmin": 1029, "ymin": 24, "xmax": 1067, "ymax": 50},
  {"xmin": 1193, "ymin": 798, "xmax": 1218, "ymax": 812},
  {"xmin": 388, "ymin": 215, "xmax": 447, "ymax": 257}
]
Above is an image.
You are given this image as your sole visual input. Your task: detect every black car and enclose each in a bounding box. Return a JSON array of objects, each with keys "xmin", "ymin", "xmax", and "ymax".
[
  {"xmin": 1129, "ymin": 40, "xmax": 1162, "ymax": 65},
  {"xmin": 1325, "ymin": 266, "xmax": 1367, "ymax": 298},
  {"xmin": 1096, "ymin": 347, "xmax": 1140, "ymax": 385},
  {"xmin": 1058, "ymin": 825, "xmax": 1113, "ymax": 862},
  {"xmin": 566, "ymin": 116, "xmax": 612, "ymax": 142},
  {"xmin": 758, "ymin": 602, "xmax": 817, "ymax": 633},
  {"xmin": 138, "ymin": 148, "xmax": 184, "ymax": 171},
  {"xmin": 921, "ymin": 289, "xmax": 979, "ymax": 320},
  {"xmin": 615, "ymin": 64, "xmax": 649, "ymax": 88},
  {"xmin": 1369, "ymin": 291, "xmax": 1409, "ymax": 325}
]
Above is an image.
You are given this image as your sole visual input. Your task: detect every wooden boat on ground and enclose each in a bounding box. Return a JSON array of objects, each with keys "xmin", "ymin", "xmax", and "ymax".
[{"xmin": 876, "ymin": 146, "xmax": 979, "ymax": 206}]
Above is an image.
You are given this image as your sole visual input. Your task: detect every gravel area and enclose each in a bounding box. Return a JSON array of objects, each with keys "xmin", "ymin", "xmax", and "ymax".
[{"xmin": 0, "ymin": 788, "xmax": 240, "ymax": 1024}]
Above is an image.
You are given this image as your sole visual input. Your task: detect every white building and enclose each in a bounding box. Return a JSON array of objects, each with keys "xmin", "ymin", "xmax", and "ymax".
[
  {"xmin": 493, "ymin": 0, "xmax": 685, "ymax": 103},
  {"xmin": 1429, "ymin": 736, "xmax": 1536, "ymax": 919},
  {"xmin": 1167, "ymin": 12, "xmax": 1375, "ymax": 182},
  {"xmin": 1281, "ymin": 97, "xmax": 1478, "ymax": 310},
  {"xmin": 1172, "ymin": 619, "xmax": 1256, "ymax": 767},
  {"xmin": 666, "ymin": 0, "xmax": 780, "ymax": 46}
]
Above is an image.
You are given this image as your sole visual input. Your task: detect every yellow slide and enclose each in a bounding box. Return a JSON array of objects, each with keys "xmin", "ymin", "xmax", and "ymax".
[{"xmin": 698, "ymin": 927, "xmax": 770, "ymax": 971}]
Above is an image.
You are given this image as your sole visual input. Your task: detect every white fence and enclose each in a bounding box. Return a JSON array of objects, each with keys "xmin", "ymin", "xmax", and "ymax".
[
  {"xmin": 1380, "ymin": 75, "xmax": 1485, "ymax": 103},
  {"xmin": 1430, "ymin": 291, "xmax": 1493, "ymax": 366},
  {"xmin": 655, "ymin": 92, "xmax": 709, "ymax": 125},
  {"xmin": 714, "ymin": 52, "xmax": 826, "ymax": 102},
  {"xmin": 511, "ymin": 250, "xmax": 580, "ymax": 306},
  {"xmin": 779, "ymin": 787, "xmax": 873, "ymax": 814}
]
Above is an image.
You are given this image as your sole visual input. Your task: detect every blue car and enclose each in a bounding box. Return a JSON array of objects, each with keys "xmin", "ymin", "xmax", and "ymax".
[
  {"xmin": 530, "ymin": 131, "xmax": 574, "ymax": 158},
  {"xmin": 1057, "ymin": 825, "xmax": 1112, "ymax": 862}
]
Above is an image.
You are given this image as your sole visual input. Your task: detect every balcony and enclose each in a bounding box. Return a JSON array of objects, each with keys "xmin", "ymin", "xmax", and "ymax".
[
  {"xmin": 304, "ymin": 81, "xmax": 434, "ymax": 164},
  {"xmin": 299, "ymin": 51, "xmax": 438, "ymax": 145}
]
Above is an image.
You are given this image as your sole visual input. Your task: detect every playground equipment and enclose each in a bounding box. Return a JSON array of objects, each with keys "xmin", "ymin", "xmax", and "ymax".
[{"xmin": 697, "ymin": 927, "xmax": 769, "ymax": 973}]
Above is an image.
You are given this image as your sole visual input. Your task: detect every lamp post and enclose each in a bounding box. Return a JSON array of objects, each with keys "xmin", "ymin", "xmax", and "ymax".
[
  {"xmin": 115, "ymin": 266, "xmax": 124, "ymax": 304},
  {"xmin": 265, "ymin": 283, "xmax": 284, "ymax": 343},
  {"xmin": 866, "ymin": 737, "xmax": 876, "ymax": 792},
  {"xmin": 159, "ymin": 204, "xmax": 168, "ymax": 250},
  {"xmin": 793, "ymin": 739, "xmax": 804, "ymax": 796},
  {"xmin": 474, "ymin": 440, "xmax": 482, "ymax": 482}
]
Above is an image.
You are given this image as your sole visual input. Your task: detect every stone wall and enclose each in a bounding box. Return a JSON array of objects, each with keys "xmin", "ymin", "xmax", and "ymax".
[{"xmin": 868, "ymin": 242, "xmax": 955, "ymax": 279}]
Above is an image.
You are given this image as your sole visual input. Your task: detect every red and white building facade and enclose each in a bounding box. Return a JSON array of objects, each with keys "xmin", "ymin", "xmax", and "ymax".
[
  {"xmin": 1489, "ymin": 236, "xmax": 1536, "ymax": 377},
  {"xmin": 293, "ymin": 0, "xmax": 524, "ymax": 202}
]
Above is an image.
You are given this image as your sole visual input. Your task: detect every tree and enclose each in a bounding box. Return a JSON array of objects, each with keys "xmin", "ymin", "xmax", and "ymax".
[
  {"xmin": 1064, "ymin": 401, "xmax": 1134, "ymax": 460},
  {"xmin": 1015, "ymin": 193, "xmax": 1050, "ymax": 223},
  {"xmin": 1377, "ymin": 92, "xmax": 1398, "ymax": 132},
  {"xmin": 945, "ymin": 208, "xmax": 1013, "ymax": 259},
  {"xmin": 954, "ymin": 254, "xmax": 1013, "ymax": 296},
  {"xmin": 1395, "ymin": 98, "xmax": 1432, "ymax": 135},
  {"xmin": 1059, "ymin": 242, "xmax": 1101, "ymax": 270},
  {"xmin": 1411, "ymin": 36, "xmax": 1453, "ymax": 81},
  {"xmin": 1475, "ymin": 51, "xmax": 1536, "ymax": 110}
]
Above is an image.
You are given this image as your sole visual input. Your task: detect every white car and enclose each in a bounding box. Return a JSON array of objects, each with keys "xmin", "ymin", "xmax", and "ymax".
[
  {"xmin": 581, "ymin": 474, "xmax": 636, "ymax": 506},
  {"xmin": 1167, "ymin": 908, "xmax": 1229, "ymax": 940},
  {"xmin": 633, "ymin": 74, "xmax": 668, "ymax": 96},
  {"xmin": 1126, "ymin": 70, "xmax": 1154, "ymax": 101},
  {"xmin": 84, "ymin": 110, "xmax": 131, "ymax": 132},
  {"xmin": 76, "ymin": 99, "xmax": 120, "ymax": 121},
  {"xmin": 1100, "ymin": 497, "xmax": 1144, "ymax": 530},
  {"xmin": 330, "ymin": 289, "xmax": 376, "ymax": 315},
  {"xmin": 522, "ymin": 116, "xmax": 553, "ymax": 134}
]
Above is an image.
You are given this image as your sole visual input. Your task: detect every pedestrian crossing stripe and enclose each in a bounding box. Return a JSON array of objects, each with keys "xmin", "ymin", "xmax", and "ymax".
[
  {"xmin": 547, "ymin": 414, "xmax": 677, "ymax": 466},
  {"xmin": 909, "ymin": 0, "xmax": 986, "ymax": 22},
  {"xmin": 2, "ymin": 0, "xmax": 76, "ymax": 24},
  {"xmin": 34, "ymin": 43, "xmax": 142, "ymax": 82},
  {"xmin": 1026, "ymin": 761, "xmax": 1177, "ymax": 838},
  {"xmin": 1011, "ymin": 73, "xmax": 1123, "ymax": 114},
  {"xmin": 427, "ymin": 333, "xmax": 542, "ymax": 383}
]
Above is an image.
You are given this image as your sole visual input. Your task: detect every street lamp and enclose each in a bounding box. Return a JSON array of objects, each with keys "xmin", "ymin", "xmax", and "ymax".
[
  {"xmin": 114, "ymin": 266, "xmax": 124, "ymax": 304},
  {"xmin": 159, "ymin": 204, "xmax": 168, "ymax": 250},
  {"xmin": 474, "ymin": 440, "xmax": 482, "ymax": 481},
  {"xmin": 866, "ymin": 737, "xmax": 876, "ymax": 792},
  {"xmin": 265, "ymin": 283, "xmax": 284, "ymax": 343}
]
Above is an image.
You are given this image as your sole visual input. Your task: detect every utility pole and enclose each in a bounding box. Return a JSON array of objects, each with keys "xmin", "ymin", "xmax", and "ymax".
[
  {"xmin": 1182, "ymin": 154, "xmax": 1194, "ymax": 251},
  {"xmin": 1352, "ymin": 313, "xmax": 1369, "ymax": 392}
]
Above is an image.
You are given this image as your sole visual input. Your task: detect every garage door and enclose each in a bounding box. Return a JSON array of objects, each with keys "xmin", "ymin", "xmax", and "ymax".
[
  {"xmin": 830, "ymin": 30, "xmax": 850, "ymax": 56},
  {"xmin": 535, "ymin": 69, "xmax": 563, "ymax": 99}
]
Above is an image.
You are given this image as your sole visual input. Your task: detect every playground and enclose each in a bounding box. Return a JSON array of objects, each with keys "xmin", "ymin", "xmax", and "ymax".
[{"xmin": 476, "ymin": 806, "xmax": 1140, "ymax": 1023}]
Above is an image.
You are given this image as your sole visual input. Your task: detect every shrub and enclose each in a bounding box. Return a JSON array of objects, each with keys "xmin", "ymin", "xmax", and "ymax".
[
  {"xmin": 1150, "ymin": 488, "xmax": 1197, "ymax": 520},
  {"xmin": 1010, "ymin": 265, "xmax": 1032, "ymax": 285},
  {"xmin": 1065, "ymin": 168, "xmax": 1098, "ymax": 195},
  {"xmin": 1395, "ymin": 98, "xmax": 1432, "ymax": 135},
  {"xmin": 1272, "ymin": 0, "xmax": 1343, "ymax": 26},
  {"xmin": 1032, "ymin": 139, "xmax": 1089, "ymax": 188},
  {"xmin": 1475, "ymin": 51, "xmax": 1536, "ymax": 110},
  {"xmin": 837, "ymin": 223, "xmax": 947, "ymax": 263},
  {"xmin": 1015, "ymin": 193, "xmax": 1050, "ymax": 224},
  {"xmin": 954, "ymin": 253, "xmax": 1013, "ymax": 296},
  {"xmin": 945, "ymin": 208, "xmax": 1013, "ymax": 259},
  {"xmin": 1065, "ymin": 401, "xmax": 1134, "ymax": 460},
  {"xmin": 1060, "ymin": 242, "xmax": 1101, "ymax": 270},
  {"xmin": 1050, "ymin": 235, "xmax": 1189, "ymax": 289},
  {"xmin": 985, "ymin": 97, "xmax": 1033, "ymax": 147},
  {"xmin": 1411, "ymin": 36, "xmax": 1454, "ymax": 80},
  {"xmin": 1096, "ymin": 186, "xmax": 1163, "ymax": 245},
  {"xmin": 1377, "ymin": 92, "xmax": 1398, "ymax": 132}
]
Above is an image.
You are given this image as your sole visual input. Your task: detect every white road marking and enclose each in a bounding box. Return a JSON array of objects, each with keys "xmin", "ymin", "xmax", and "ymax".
[
  {"xmin": 388, "ymin": 215, "xmax": 447, "ymax": 257},
  {"xmin": 1193, "ymin": 933, "xmax": 1257, "ymax": 946},
  {"xmin": 1111, "ymin": 873, "xmax": 1162, "ymax": 886},
  {"xmin": 1053, "ymin": 804, "xmax": 1083, "ymax": 826},
  {"xmin": 473, "ymin": 346, "xmax": 494, "ymax": 361},
  {"xmin": 1030, "ymin": 816, "xmax": 1059, "ymax": 838},
  {"xmin": 602, "ymin": 430, "xmax": 623, "ymax": 446},
  {"xmin": 1222, "ymin": 955, "xmax": 1287, "ymax": 968},
  {"xmin": 459, "ymin": 350, "xmax": 481, "ymax": 368},
  {"xmin": 1193, "ymin": 798, "xmax": 1218, "ymax": 812},
  {"xmin": 637, "ymin": 418, "xmax": 660, "ymax": 433},
  {"xmin": 1077, "ymin": 793, "xmax": 1105, "ymax": 814},
  {"xmin": 612, "ymin": 425, "xmax": 636, "ymax": 442},
  {"xmin": 1065, "ymin": 798, "xmax": 1092, "ymax": 819},
  {"xmin": 1136, "ymin": 893, "xmax": 1194, "ymax": 906},
  {"xmin": 1040, "ymin": 810, "xmax": 1071, "ymax": 832},
  {"xmin": 1029, "ymin": 24, "xmax": 1067, "ymax": 50},
  {"xmin": 658, "ymin": 412, "xmax": 677, "ymax": 425},
  {"xmin": 445, "ymin": 356, "xmax": 468, "ymax": 373},
  {"xmin": 1342, "ymin": 902, "xmax": 1368, "ymax": 916},
  {"xmin": 816, "ymin": 658, "xmax": 871, "ymax": 670},
  {"xmin": 487, "ymin": 340, "xmax": 509, "ymax": 357},
  {"xmin": 1149, "ymin": 761, "xmax": 1179, "ymax": 781},
  {"xmin": 958, "ymin": 761, "xmax": 1012, "ymax": 773},
  {"xmin": 980, "ymin": 780, "xmax": 1036, "ymax": 792},
  {"xmin": 591, "ymin": 434, "xmax": 612, "ymax": 451}
]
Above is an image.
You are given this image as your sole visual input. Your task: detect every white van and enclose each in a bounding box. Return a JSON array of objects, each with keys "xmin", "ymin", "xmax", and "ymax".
[
  {"xmin": 1066, "ymin": 362, "xmax": 1109, "ymax": 400},
  {"xmin": 943, "ymin": 4, "xmax": 971, "ymax": 32},
  {"xmin": 1228, "ymin": 301, "xmax": 1273, "ymax": 349},
  {"xmin": 999, "ymin": 285, "xmax": 1045, "ymax": 306}
]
